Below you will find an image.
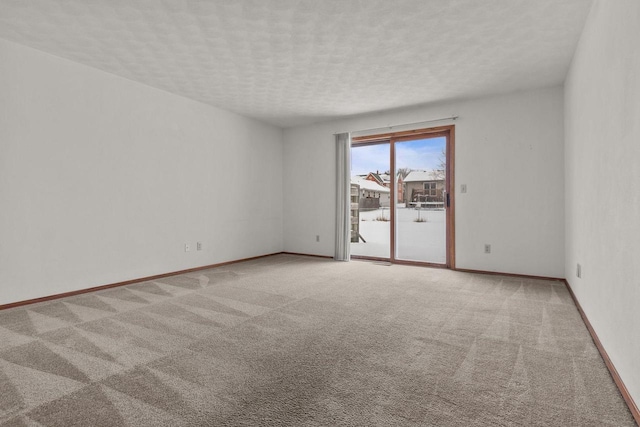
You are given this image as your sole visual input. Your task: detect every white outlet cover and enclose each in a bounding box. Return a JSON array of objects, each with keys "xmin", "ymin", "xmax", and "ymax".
[{"xmin": 576, "ymin": 263, "xmax": 581, "ymax": 278}]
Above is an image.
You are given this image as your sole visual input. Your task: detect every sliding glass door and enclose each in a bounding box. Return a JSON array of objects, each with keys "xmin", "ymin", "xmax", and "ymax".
[
  {"xmin": 349, "ymin": 142, "xmax": 391, "ymax": 259},
  {"xmin": 394, "ymin": 136, "xmax": 447, "ymax": 264},
  {"xmin": 350, "ymin": 126, "xmax": 454, "ymax": 267}
]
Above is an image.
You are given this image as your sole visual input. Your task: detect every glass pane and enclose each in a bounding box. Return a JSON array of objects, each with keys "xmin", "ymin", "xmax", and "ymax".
[
  {"xmin": 395, "ymin": 137, "xmax": 446, "ymax": 263},
  {"xmin": 350, "ymin": 143, "xmax": 391, "ymax": 259}
]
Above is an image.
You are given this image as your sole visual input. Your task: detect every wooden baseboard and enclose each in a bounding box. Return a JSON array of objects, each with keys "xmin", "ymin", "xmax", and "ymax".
[
  {"xmin": 0, "ymin": 252, "xmax": 281, "ymax": 311},
  {"xmin": 564, "ymin": 279, "xmax": 640, "ymax": 425},
  {"xmin": 453, "ymin": 267, "xmax": 564, "ymax": 282}
]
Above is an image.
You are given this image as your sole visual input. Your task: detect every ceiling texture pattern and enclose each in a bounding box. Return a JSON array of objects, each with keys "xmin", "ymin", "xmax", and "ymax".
[{"xmin": 0, "ymin": 0, "xmax": 593, "ymax": 127}]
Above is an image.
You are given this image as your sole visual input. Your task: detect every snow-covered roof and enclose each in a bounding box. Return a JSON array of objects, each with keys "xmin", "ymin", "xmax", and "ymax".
[
  {"xmin": 366, "ymin": 172, "xmax": 394, "ymax": 184},
  {"xmin": 351, "ymin": 176, "xmax": 390, "ymax": 193},
  {"xmin": 403, "ymin": 170, "xmax": 444, "ymax": 182}
]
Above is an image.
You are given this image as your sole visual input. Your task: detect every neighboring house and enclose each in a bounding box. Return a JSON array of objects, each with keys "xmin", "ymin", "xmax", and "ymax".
[
  {"xmin": 365, "ymin": 171, "xmax": 404, "ymax": 203},
  {"xmin": 352, "ymin": 176, "xmax": 390, "ymax": 209},
  {"xmin": 403, "ymin": 170, "xmax": 444, "ymax": 205},
  {"xmin": 365, "ymin": 172, "xmax": 386, "ymax": 187}
]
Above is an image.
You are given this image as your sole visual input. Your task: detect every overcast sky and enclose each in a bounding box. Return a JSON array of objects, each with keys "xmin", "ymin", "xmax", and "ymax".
[{"xmin": 351, "ymin": 136, "xmax": 446, "ymax": 176}]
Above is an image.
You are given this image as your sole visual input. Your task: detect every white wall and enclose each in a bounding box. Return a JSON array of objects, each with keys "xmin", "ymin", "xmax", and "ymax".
[
  {"xmin": 565, "ymin": 0, "xmax": 640, "ymax": 406},
  {"xmin": 283, "ymin": 87, "xmax": 565, "ymax": 277},
  {"xmin": 0, "ymin": 38, "xmax": 283, "ymax": 305}
]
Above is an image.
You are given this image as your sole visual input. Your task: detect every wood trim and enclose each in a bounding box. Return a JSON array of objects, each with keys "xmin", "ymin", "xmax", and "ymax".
[
  {"xmin": 564, "ymin": 279, "xmax": 640, "ymax": 425},
  {"xmin": 352, "ymin": 125, "xmax": 454, "ymax": 143},
  {"xmin": 0, "ymin": 252, "xmax": 282, "ymax": 311},
  {"xmin": 453, "ymin": 267, "xmax": 564, "ymax": 282},
  {"xmin": 390, "ymin": 138, "xmax": 397, "ymax": 263},
  {"xmin": 392, "ymin": 259, "xmax": 448, "ymax": 269},
  {"xmin": 351, "ymin": 256, "xmax": 449, "ymax": 269},
  {"xmin": 392, "ymin": 130, "xmax": 450, "ymax": 143},
  {"xmin": 281, "ymin": 252, "xmax": 333, "ymax": 259},
  {"xmin": 446, "ymin": 126, "xmax": 456, "ymax": 269},
  {"xmin": 351, "ymin": 139, "xmax": 390, "ymax": 147},
  {"xmin": 351, "ymin": 255, "xmax": 393, "ymax": 263}
]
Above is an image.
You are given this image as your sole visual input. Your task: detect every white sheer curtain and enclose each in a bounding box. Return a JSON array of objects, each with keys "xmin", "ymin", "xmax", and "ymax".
[{"xmin": 335, "ymin": 132, "xmax": 351, "ymax": 261}]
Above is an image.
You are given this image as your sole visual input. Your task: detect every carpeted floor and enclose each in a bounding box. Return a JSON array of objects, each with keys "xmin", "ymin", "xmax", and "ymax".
[{"xmin": 0, "ymin": 254, "xmax": 635, "ymax": 426}]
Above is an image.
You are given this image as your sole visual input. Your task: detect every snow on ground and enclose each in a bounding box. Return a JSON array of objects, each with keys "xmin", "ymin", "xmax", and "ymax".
[{"xmin": 351, "ymin": 207, "xmax": 446, "ymax": 263}]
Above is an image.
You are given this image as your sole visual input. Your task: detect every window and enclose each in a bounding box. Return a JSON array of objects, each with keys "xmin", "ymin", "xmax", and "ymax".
[{"xmin": 423, "ymin": 182, "xmax": 437, "ymax": 196}]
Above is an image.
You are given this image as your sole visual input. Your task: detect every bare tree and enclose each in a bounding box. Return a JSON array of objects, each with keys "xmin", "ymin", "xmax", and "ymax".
[
  {"xmin": 396, "ymin": 167, "xmax": 412, "ymax": 179},
  {"xmin": 434, "ymin": 148, "xmax": 446, "ymax": 180}
]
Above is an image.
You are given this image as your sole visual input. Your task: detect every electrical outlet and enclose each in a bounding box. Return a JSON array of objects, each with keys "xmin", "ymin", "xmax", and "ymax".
[
  {"xmin": 484, "ymin": 244, "xmax": 491, "ymax": 254},
  {"xmin": 184, "ymin": 243, "xmax": 190, "ymax": 252},
  {"xmin": 576, "ymin": 263, "xmax": 581, "ymax": 278},
  {"xmin": 461, "ymin": 184, "xmax": 467, "ymax": 193},
  {"xmin": 316, "ymin": 235, "xmax": 320, "ymax": 242},
  {"xmin": 197, "ymin": 242, "xmax": 202, "ymax": 251}
]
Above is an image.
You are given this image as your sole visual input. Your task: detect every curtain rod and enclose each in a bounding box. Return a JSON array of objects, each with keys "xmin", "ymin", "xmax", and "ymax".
[{"xmin": 334, "ymin": 115, "xmax": 458, "ymax": 136}]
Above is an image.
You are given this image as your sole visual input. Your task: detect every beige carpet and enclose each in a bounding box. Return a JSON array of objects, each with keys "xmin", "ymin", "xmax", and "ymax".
[{"xmin": 0, "ymin": 254, "xmax": 635, "ymax": 426}]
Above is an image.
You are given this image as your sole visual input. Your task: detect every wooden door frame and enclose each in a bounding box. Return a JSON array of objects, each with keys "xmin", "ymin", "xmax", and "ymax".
[{"xmin": 351, "ymin": 125, "xmax": 455, "ymax": 268}]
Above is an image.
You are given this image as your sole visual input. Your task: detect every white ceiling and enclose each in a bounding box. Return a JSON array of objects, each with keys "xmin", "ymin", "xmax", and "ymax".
[{"xmin": 0, "ymin": 0, "xmax": 593, "ymax": 128}]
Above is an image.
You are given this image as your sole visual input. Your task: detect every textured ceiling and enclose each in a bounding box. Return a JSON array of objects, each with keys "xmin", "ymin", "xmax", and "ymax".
[{"xmin": 0, "ymin": 0, "xmax": 593, "ymax": 127}]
